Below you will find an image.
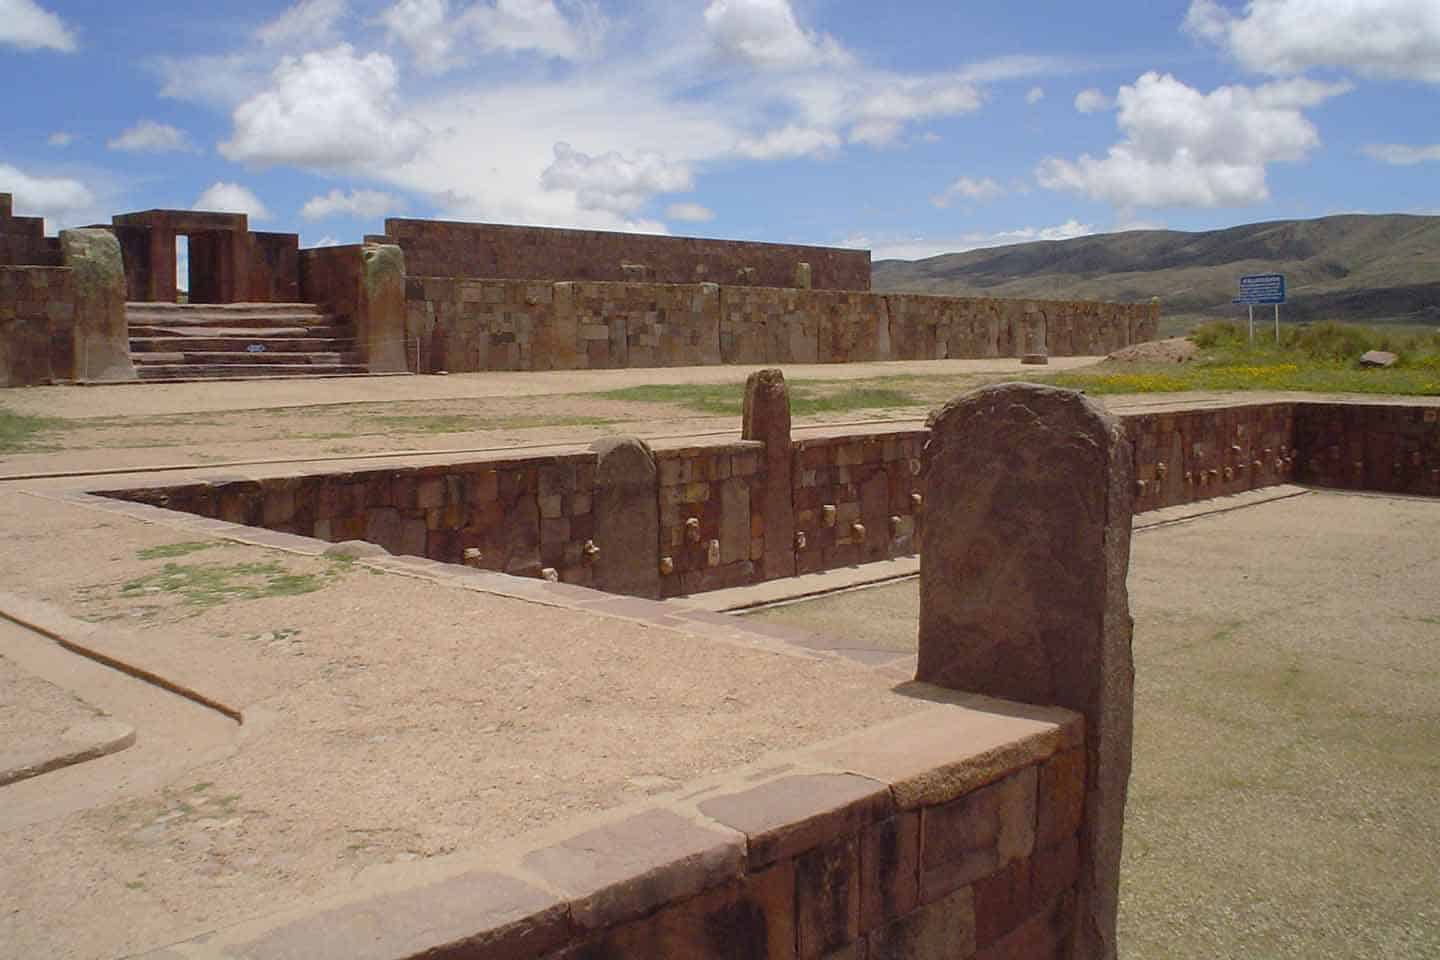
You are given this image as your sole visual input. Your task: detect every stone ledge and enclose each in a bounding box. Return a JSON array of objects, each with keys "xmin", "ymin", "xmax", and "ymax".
[{"xmin": 137, "ymin": 695, "xmax": 1075, "ymax": 960}]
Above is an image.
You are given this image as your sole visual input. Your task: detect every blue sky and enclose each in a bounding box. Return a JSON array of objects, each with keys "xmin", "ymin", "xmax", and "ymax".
[{"xmin": 2, "ymin": 0, "xmax": 1438, "ymax": 259}]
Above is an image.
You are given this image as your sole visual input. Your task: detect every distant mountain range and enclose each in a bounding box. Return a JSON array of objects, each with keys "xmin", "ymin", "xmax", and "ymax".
[{"xmin": 871, "ymin": 214, "xmax": 1440, "ymax": 331}]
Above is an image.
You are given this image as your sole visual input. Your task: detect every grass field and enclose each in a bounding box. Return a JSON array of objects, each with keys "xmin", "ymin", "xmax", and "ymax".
[{"xmin": 1052, "ymin": 321, "xmax": 1440, "ymax": 396}]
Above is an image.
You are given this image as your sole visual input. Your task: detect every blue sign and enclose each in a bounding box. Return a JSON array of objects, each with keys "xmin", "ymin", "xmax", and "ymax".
[{"xmin": 1233, "ymin": 273, "xmax": 1286, "ymax": 305}]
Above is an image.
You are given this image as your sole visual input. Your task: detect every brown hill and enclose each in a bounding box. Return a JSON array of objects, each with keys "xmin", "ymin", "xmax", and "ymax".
[{"xmin": 871, "ymin": 214, "xmax": 1440, "ymax": 329}]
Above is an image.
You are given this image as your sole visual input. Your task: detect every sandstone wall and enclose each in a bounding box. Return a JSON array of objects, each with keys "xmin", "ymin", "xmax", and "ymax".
[
  {"xmin": 403, "ymin": 277, "xmax": 1157, "ymax": 372},
  {"xmin": 793, "ymin": 432, "xmax": 926, "ymax": 574},
  {"xmin": 1127, "ymin": 404, "xmax": 1298, "ymax": 510},
  {"xmin": 1295, "ymin": 402, "xmax": 1440, "ymax": 496},
  {"xmin": 0, "ymin": 194, "xmax": 61, "ymax": 267},
  {"xmin": 655, "ymin": 441, "xmax": 765, "ymax": 597},
  {"xmin": 383, "ymin": 218, "xmax": 871, "ymax": 291},
  {"xmin": 0, "ymin": 267, "xmax": 70, "ymax": 385}
]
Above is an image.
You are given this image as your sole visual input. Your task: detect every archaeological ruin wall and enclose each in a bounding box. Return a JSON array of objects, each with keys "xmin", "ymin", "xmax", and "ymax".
[
  {"xmin": 377, "ymin": 218, "xmax": 872, "ymax": 290},
  {"xmin": 393, "ymin": 277, "xmax": 1157, "ymax": 372},
  {"xmin": 98, "ymin": 392, "xmax": 1440, "ymax": 599}
]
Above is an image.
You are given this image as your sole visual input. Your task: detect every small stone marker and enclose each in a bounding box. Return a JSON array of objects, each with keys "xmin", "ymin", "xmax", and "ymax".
[
  {"xmin": 1359, "ymin": 350, "xmax": 1397, "ymax": 368},
  {"xmin": 742, "ymin": 369, "xmax": 796, "ymax": 580},
  {"xmin": 591, "ymin": 436, "xmax": 661, "ymax": 598},
  {"xmin": 916, "ymin": 382, "xmax": 1135, "ymax": 960}
]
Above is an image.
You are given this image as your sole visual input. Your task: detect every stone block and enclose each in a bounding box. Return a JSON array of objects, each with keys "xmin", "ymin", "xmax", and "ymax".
[
  {"xmin": 974, "ymin": 891, "xmax": 1074, "ymax": 960},
  {"xmin": 859, "ymin": 813, "xmax": 920, "ymax": 934},
  {"xmin": 522, "ymin": 808, "xmax": 744, "ymax": 931},
  {"xmin": 1036, "ymin": 748, "xmax": 1085, "ymax": 847},
  {"xmin": 798, "ymin": 835, "xmax": 861, "ymax": 958},
  {"xmin": 213, "ymin": 870, "xmax": 569, "ymax": 960},
  {"xmin": 591, "ymin": 436, "xmax": 661, "ymax": 599},
  {"xmin": 865, "ymin": 886, "xmax": 976, "ymax": 960},
  {"xmin": 697, "ymin": 773, "xmax": 892, "ymax": 869},
  {"xmin": 741, "ymin": 369, "xmax": 796, "ymax": 580},
  {"xmin": 920, "ymin": 767, "xmax": 1036, "ymax": 904}
]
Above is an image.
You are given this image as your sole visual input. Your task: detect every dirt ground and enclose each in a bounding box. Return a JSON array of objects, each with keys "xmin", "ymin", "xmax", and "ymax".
[{"xmin": 746, "ymin": 492, "xmax": 1440, "ymax": 959}]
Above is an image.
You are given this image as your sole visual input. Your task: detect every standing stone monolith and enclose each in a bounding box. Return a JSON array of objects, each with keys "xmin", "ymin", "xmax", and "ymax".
[
  {"xmin": 742, "ymin": 368, "xmax": 796, "ymax": 581},
  {"xmin": 359, "ymin": 243, "xmax": 408, "ymax": 373},
  {"xmin": 916, "ymin": 382, "xmax": 1134, "ymax": 960},
  {"xmin": 59, "ymin": 229, "xmax": 136, "ymax": 382},
  {"xmin": 591, "ymin": 436, "xmax": 661, "ymax": 598}
]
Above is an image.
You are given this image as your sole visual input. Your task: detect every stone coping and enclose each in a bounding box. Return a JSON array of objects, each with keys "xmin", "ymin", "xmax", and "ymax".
[{"xmin": 135, "ymin": 693, "xmax": 1080, "ymax": 960}]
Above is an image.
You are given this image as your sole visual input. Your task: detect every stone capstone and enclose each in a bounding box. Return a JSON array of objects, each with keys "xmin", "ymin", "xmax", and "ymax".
[
  {"xmin": 591, "ymin": 436, "xmax": 661, "ymax": 598},
  {"xmin": 916, "ymin": 382, "xmax": 1135, "ymax": 960}
]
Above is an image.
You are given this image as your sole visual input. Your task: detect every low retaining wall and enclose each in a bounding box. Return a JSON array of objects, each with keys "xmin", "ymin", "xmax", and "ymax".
[
  {"xmin": 132, "ymin": 694, "xmax": 1084, "ymax": 960},
  {"xmin": 401, "ymin": 278, "xmax": 1157, "ymax": 372},
  {"xmin": 100, "ymin": 397, "xmax": 1440, "ymax": 597}
]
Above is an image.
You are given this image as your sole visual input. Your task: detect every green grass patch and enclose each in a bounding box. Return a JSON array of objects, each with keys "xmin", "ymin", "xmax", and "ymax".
[
  {"xmin": 119, "ymin": 560, "xmax": 337, "ymax": 608},
  {"xmin": 136, "ymin": 541, "xmax": 219, "ymax": 561},
  {"xmin": 599, "ymin": 380, "xmax": 922, "ymax": 417},
  {"xmin": 0, "ymin": 407, "xmax": 68, "ymax": 453},
  {"xmin": 1049, "ymin": 320, "xmax": 1440, "ymax": 396}
]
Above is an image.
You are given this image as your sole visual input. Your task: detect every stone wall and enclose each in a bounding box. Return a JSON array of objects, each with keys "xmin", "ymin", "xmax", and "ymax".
[
  {"xmin": 382, "ymin": 218, "xmax": 872, "ymax": 291},
  {"xmin": 793, "ymin": 432, "xmax": 926, "ymax": 574},
  {"xmin": 0, "ymin": 194, "xmax": 61, "ymax": 267},
  {"xmin": 131, "ymin": 695, "xmax": 1085, "ymax": 960},
  {"xmin": 655, "ymin": 441, "xmax": 765, "ymax": 597},
  {"xmin": 404, "ymin": 277, "xmax": 1158, "ymax": 372},
  {"xmin": 1127, "ymin": 404, "xmax": 1298, "ymax": 511},
  {"xmin": 0, "ymin": 267, "xmax": 70, "ymax": 385},
  {"xmin": 1295, "ymin": 402, "xmax": 1440, "ymax": 496}
]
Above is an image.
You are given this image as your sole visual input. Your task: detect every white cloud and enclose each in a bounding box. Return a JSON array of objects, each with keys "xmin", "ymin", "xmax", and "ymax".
[
  {"xmin": 931, "ymin": 176, "xmax": 1005, "ymax": 207},
  {"xmin": 855, "ymin": 219, "xmax": 1095, "ymax": 261},
  {"xmin": 667, "ymin": 201, "xmax": 715, "ymax": 223},
  {"xmin": 1026, "ymin": 86, "xmax": 1045, "ymax": 104},
  {"xmin": 1074, "ymin": 88, "xmax": 1112, "ymax": 113},
  {"xmin": 220, "ymin": 44, "xmax": 426, "ymax": 170},
  {"xmin": 467, "ymin": 0, "xmax": 602, "ymax": 59},
  {"xmin": 47, "ymin": 131, "xmax": 72, "ymax": 147},
  {"xmin": 704, "ymin": 0, "xmax": 848, "ymax": 69},
  {"xmin": 0, "ymin": 163, "xmax": 96, "ymax": 230},
  {"xmin": 1038, "ymin": 72, "xmax": 1350, "ymax": 209},
  {"xmin": 1363, "ymin": 143, "xmax": 1440, "ymax": 165},
  {"xmin": 379, "ymin": 0, "xmax": 456, "ymax": 69},
  {"xmin": 301, "ymin": 188, "xmax": 404, "ymax": 219},
  {"xmin": 1186, "ymin": 0, "xmax": 1440, "ymax": 83},
  {"xmin": 540, "ymin": 142, "xmax": 692, "ymax": 215},
  {"xmin": 0, "ymin": 0, "xmax": 76, "ymax": 52},
  {"xmin": 194, "ymin": 182, "xmax": 273, "ymax": 220},
  {"xmin": 379, "ymin": 0, "xmax": 601, "ymax": 71},
  {"xmin": 734, "ymin": 125, "xmax": 840, "ymax": 160},
  {"xmin": 107, "ymin": 120, "xmax": 198, "ymax": 154},
  {"xmin": 257, "ymin": 0, "xmax": 348, "ymax": 47}
]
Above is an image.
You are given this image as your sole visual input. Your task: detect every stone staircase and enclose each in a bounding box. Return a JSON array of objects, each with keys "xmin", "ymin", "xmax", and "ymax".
[{"xmin": 127, "ymin": 302, "xmax": 369, "ymax": 381}]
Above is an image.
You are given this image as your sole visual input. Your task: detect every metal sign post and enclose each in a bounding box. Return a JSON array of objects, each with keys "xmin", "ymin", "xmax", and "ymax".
[{"xmin": 1233, "ymin": 273, "xmax": 1286, "ymax": 343}]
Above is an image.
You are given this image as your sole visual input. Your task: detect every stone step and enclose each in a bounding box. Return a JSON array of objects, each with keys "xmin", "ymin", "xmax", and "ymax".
[
  {"xmin": 132, "ymin": 351, "xmax": 358, "ymax": 366},
  {"xmin": 128, "ymin": 325, "xmax": 350, "ymax": 339},
  {"xmin": 129, "ymin": 336, "xmax": 357, "ymax": 353},
  {"xmin": 126, "ymin": 301, "xmax": 326, "ymax": 318},
  {"xmin": 135, "ymin": 363, "xmax": 370, "ymax": 380}
]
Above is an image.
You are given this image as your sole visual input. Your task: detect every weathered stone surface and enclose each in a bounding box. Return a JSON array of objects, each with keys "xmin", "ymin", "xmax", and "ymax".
[
  {"xmin": 859, "ymin": 813, "xmax": 920, "ymax": 933},
  {"xmin": 557, "ymin": 862, "xmax": 795, "ymax": 960},
  {"xmin": 742, "ymin": 368, "xmax": 796, "ymax": 580},
  {"xmin": 797, "ymin": 835, "xmax": 861, "ymax": 957},
  {"xmin": 865, "ymin": 887, "xmax": 976, "ymax": 960},
  {"xmin": 698, "ymin": 772, "xmax": 892, "ymax": 869},
  {"xmin": 59, "ymin": 229, "xmax": 136, "ymax": 382},
  {"xmin": 360, "ymin": 243, "xmax": 408, "ymax": 373},
  {"xmin": 322, "ymin": 539, "xmax": 391, "ymax": 559},
  {"xmin": 920, "ymin": 767, "xmax": 1036, "ymax": 903},
  {"xmin": 591, "ymin": 437, "xmax": 660, "ymax": 598},
  {"xmin": 522, "ymin": 808, "xmax": 744, "ymax": 930},
  {"xmin": 917, "ymin": 382, "xmax": 1134, "ymax": 960},
  {"xmin": 218, "ymin": 871, "xmax": 569, "ymax": 960}
]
